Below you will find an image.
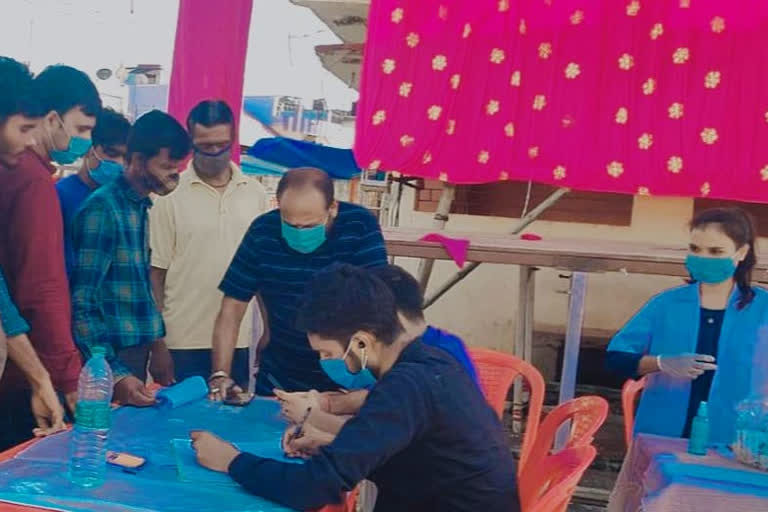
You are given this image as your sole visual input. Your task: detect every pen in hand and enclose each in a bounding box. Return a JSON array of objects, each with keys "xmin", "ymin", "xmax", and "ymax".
[{"xmin": 288, "ymin": 406, "xmax": 312, "ymax": 444}]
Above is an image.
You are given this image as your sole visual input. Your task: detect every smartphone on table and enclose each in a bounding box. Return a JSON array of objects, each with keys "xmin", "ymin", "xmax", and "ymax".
[{"xmin": 107, "ymin": 451, "xmax": 146, "ymax": 471}]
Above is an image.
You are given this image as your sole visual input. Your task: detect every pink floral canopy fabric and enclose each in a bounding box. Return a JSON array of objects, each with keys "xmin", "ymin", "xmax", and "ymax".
[{"xmin": 353, "ymin": 0, "xmax": 768, "ymax": 202}]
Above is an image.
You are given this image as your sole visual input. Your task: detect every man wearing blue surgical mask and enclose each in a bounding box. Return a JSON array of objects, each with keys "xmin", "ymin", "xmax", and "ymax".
[
  {"xmin": 209, "ymin": 168, "xmax": 388, "ymax": 399},
  {"xmin": 0, "ymin": 64, "xmax": 101, "ymax": 449},
  {"xmin": 57, "ymin": 108, "xmax": 130, "ymax": 278}
]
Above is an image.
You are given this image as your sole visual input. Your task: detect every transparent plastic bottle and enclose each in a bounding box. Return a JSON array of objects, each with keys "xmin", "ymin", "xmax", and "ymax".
[
  {"xmin": 734, "ymin": 396, "xmax": 768, "ymax": 468},
  {"xmin": 69, "ymin": 346, "xmax": 113, "ymax": 487}
]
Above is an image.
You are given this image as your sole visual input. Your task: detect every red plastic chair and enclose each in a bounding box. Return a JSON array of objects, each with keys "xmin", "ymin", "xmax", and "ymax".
[
  {"xmin": 523, "ymin": 396, "xmax": 608, "ymax": 475},
  {"xmin": 312, "ymin": 488, "xmax": 358, "ymax": 512},
  {"xmin": 621, "ymin": 376, "xmax": 647, "ymax": 449},
  {"xmin": 468, "ymin": 347, "xmax": 545, "ymax": 472},
  {"xmin": 521, "ymin": 445, "xmax": 597, "ymax": 512}
]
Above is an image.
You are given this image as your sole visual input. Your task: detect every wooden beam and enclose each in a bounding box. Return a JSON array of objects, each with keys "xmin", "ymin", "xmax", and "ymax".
[{"xmin": 511, "ymin": 265, "xmax": 536, "ymax": 435}]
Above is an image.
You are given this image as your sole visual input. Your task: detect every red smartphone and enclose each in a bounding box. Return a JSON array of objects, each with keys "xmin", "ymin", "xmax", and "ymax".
[
  {"xmin": 107, "ymin": 451, "xmax": 146, "ymax": 471},
  {"xmin": 224, "ymin": 392, "xmax": 255, "ymax": 407}
]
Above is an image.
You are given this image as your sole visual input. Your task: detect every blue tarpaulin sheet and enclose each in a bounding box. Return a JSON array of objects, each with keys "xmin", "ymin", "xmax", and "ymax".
[
  {"xmin": 241, "ymin": 154, "xmax": 289, "ymax": 176},
  {"xmin": 0, "ymin": 398, "xmax": 295, "ymax": 512},
  {"xmin": 172, "ymin": 439, "xmax": 303, "ymax": 487},
  {"xmin": 247, "ymin": 137, "xmax": 361, "ymax": 180}
]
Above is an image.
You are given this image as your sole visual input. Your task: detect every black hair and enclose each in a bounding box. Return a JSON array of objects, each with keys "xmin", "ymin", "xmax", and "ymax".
[
  {"xmin": 690, "ymin": 207, "xmax": 758, "ymax": 309},
  {"xmin": 32, "ymin": 64, "xmax": 101, "ymax": 117},
  {"xmin": 296, "ymin": 264, "xmax": 403, "ymax": 346},
  {"xmin": 276, "ymin": 167, "xmax": 335, "ymax": 208},
  {"xmin": 186, "ymin": 99, "xmax": 234, "ymax": 134},
  {"xmin": 92, "ymin": 108, "xmax": 131, "ymax": 149},
  {"xmin": 369, "ymin": 265, "xmax": 425, "ymax": 321},
  {"xmin": 0, "ymin": 56, "xmax": 42, "ymax": 123},
  {"xmin": 127, "ymin": 110, "xmax": 191, "ymax": 162}
]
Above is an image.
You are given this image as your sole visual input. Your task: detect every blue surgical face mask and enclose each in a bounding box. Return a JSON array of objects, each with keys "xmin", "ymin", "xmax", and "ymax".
[
  {"xmin": 319, "ymin": 343, "xmax": 377, "ymax": 390},
  {"xmin": 685, "ymin": 254, "xmax": 737, "ymax": 284},
  {"xmin": 281, "ymin": 219, "xmax": 327, "ymax": 254},
  {"xmin": 48, "ymin": 113, "xmax": 92, "ymax": 165},
  {"xmin": 88, "ymin": 152, "xmax": 124, "ymax": 186}
]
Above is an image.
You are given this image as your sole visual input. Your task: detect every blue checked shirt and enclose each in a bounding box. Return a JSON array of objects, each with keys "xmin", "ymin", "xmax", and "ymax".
[{"xmin": 70, "ymin": 177, "xmax": 164, "ymax": 378}]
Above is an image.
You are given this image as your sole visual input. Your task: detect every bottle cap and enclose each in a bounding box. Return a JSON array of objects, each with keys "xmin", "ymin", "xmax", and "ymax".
[
  {"xmin": 91, "ymin": 346, "xmax": 107, "ymax": 357},
  {"xmin": 698, "ymin": 401, "xmax": 709, "ymax": 417}
]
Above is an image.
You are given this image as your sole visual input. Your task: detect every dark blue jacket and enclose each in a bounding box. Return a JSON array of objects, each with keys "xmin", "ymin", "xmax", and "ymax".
[{"xmin": 229, "ymin": 340, "xmax": 519, "ymax": 511}]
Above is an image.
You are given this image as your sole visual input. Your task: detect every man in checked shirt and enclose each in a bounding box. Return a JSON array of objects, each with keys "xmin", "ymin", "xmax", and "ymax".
[{"xmin": 70, "ymin": 110, "xmax": 191, "ymax": 406}]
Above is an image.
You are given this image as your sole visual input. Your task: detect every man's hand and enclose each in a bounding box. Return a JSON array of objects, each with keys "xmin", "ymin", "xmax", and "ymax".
[
  {"xmin": 281, "ymin": 423, "xmax": 334, "ymax": 459},
  {"xmin": 64, "ymin": 391, "xmax": 78, "ymax": 416},
  {"xmin": 274, "ymin": 389, "xmax": 326, "ymax": 423},
  {"xmin": 208, "ymin": 376, "xmax": 242, "ymax": 401},
  {"xmin": 114, "ymin": 376, "xmax": 156, "ymax": 407},
  {"xmin": 149, "ymin": 339, "xmax": 175, "ymax": 386},
  {"xmin": 190, "ymin": 431, "xmax": 240, "ymax": 473},
  {"xmin": 30, "ymin": 378, "xmax": 66, "ymax": 437}
]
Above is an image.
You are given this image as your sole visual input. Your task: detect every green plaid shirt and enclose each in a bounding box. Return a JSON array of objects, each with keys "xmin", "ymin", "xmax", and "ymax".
[{"xmin": 70, "ymin": 177, "xmax": 164, "ymax": 378}]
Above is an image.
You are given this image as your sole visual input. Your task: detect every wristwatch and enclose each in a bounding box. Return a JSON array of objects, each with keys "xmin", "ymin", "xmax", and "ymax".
[{"xmin": 208, "ymin": 370, "xmax": 229, "ymax": 383}]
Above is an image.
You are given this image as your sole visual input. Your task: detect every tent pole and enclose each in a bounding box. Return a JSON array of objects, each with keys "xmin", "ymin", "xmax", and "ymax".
[
  {"xmin": 423, "ymin": 187, "xmax": 570, "ymax": 308},
  {"xmin": 416, "ymin": 183, "xmax": 456, "ymax": 291}
]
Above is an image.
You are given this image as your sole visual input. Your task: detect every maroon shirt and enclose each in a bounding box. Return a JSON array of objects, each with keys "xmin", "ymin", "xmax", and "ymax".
[{"xmin": 0, "ymin": 150, "xmax": 82, "ymax": 393}]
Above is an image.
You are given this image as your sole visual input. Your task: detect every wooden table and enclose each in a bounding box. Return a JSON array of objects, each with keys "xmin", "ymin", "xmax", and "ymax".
[
  {"xmin": 384, "ymin": 227, "xmax": 768, "ymax": 423},
  {"xmin": 384, "ymin": 227, "xmax": 768, "ymax": 280}
]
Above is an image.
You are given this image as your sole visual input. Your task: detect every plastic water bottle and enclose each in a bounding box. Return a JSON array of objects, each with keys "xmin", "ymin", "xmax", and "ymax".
[{"xmin": 69, "ymin": 346, "xmax": 113, "ymax": 487}]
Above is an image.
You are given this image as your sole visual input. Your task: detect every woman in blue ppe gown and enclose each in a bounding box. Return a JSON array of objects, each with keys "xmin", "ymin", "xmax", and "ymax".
[{"xmin": 607, "ymin": 207, "xmax": 768, "ymax": 444}]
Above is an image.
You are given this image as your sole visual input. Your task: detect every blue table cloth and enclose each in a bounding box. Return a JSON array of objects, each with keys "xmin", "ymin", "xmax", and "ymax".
[{"xmin": 0, "ymin": 398, "xmax": 296, "ymax": 512}]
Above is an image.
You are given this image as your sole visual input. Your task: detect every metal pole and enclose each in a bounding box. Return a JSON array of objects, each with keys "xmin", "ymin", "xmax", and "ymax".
[
  {"xmin": 511, "ymin": 265, "xmax": 536, "ymax": 435},
  {"xmin": 416, "ymin": 183, "xmax": 456, "ymax": 291},
  {"xmin": 555, "ymin": 271, "xmax": 588, "ymax": 450},
  {"xmin": 423, "ymin": 187, "xmax": 570, "ymax": 308}
]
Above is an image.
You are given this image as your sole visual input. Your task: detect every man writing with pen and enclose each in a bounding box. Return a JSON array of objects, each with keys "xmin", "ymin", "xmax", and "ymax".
[{"xmin": 275, "ymin": 264, "xmax": 482, "ymax": 451}]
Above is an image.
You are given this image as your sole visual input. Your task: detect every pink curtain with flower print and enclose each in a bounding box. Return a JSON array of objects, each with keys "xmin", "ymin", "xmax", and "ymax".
[{"xmin": 354, "ymin": 0, "xmax": 768, "ymax": 203}]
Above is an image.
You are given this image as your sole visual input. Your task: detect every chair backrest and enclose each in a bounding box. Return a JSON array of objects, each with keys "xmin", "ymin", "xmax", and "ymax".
[
  {"xmin": 468, "ymin": 347, "xmax": 545, "ymax": 471},
  {"xmin": 311, "ymin": 488, "xmax": 358, "ymax": 512},
  {"xmin": 621, "ymin": 376, "xmax": 647, "ymax": 449},
  {"xmin": 524, "ymin": 396, "xmax": 608, "ymax": 474},
  {"xmin": 522, "ymin": 445, "xmax": 597, "ymax": 512}
]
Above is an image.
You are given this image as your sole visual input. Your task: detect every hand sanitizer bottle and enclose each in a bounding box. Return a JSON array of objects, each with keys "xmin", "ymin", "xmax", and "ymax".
[{"xmin": 688, "ymin": 401, "xmax": 709, "ymax": 456}]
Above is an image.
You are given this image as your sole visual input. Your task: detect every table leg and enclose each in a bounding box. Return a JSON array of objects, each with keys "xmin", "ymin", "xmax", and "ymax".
[
  {"xmin": 556, "ymin": 272, "xmax": 588, "ymax": 450},
  {"xmin": 512, "ymin": 265, "xmax": 536, "ymax": 435}
]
